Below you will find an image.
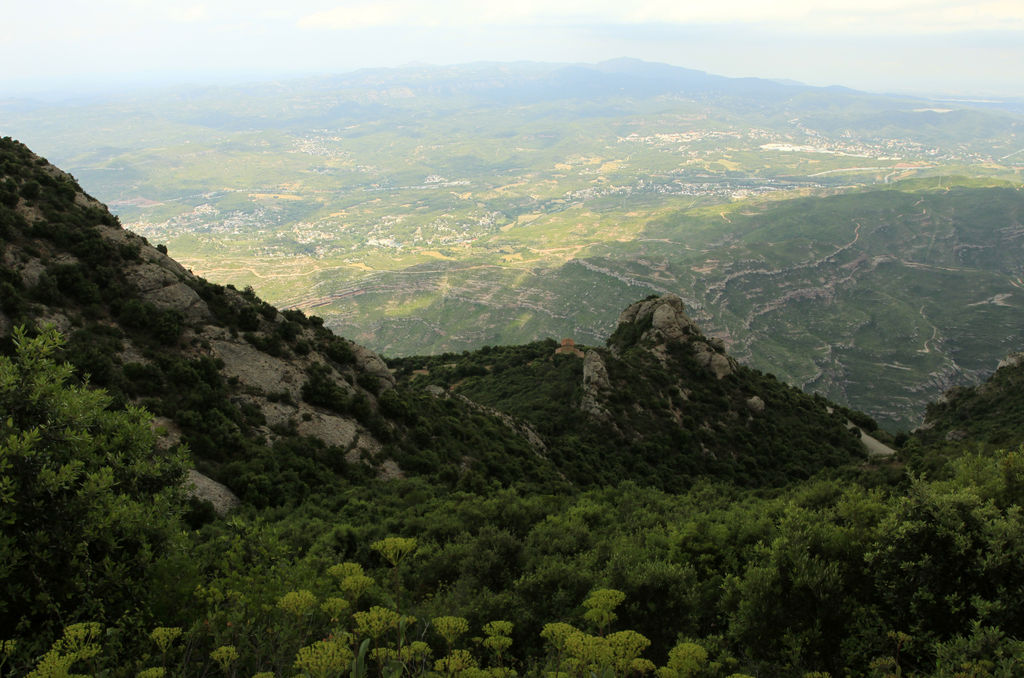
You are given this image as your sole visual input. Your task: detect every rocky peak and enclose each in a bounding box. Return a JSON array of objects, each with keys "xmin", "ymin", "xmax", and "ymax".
[
  {"xmin": 614, "ymin": 294, "xmax": 699, "ymax": 347},
  {"xmin": 610, "ymin": 294, "xmax": 734, "ymax": 380},
  {"xmin": 580, "ymin": 349, "xmax": 613, "ymax": 421}
]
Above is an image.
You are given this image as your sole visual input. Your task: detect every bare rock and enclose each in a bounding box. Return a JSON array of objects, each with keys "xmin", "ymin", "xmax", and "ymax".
[
  {"xmin": 296, "ymin": 409, "xmax": 361, "ymax": 449},
  {"xmin": 377, "ymin": 459, "xmax": 405, "ymax": 480},
  {"xmin": 945, "ymin": 429, "xmax": 969, "ymax": 442},
  {"xmin": 17, "ymin": 257, "xmax": 46, "ymax": 288},
  {"xmin": 184, "ymin": 469, "xmax": 240, "ymax": 516},
  {"xmin": 693, "ymin": 341, "xmax": 735, "ymax": 380},
  {"xmin": 343, "ymin": 432, "xmax": 384, "ymax": 464},
  {"xmin": 746, "ymin": 395, "xmax": 765, "ymax": 414},
  {"xmin": 580, "ymin": 350, "xmax": 613, "ymax": 419},
  {"xmin": 150, "ymin": 416, "xmax": 182, "ymax": 452},
  {"xmin": 74, "ymin": 192, "xmax": 105, "ymax": 210},
  {"xmin": 352, "ymin": 343, "xmax": 396, "ymax": 391},
  {"xmin": 998, "ymin": 352, "xmax": 1024, "ymax": 370},
  {"xmin": 124, "ymin": 263, "xmax": 210, "ymax": 322},
  {"xmin": 616, "ymin": 295, "xmax": 699, "ymax": 348},
  {"xmin": 36, "ymin": 310, "xmax": 74, "ymax": 335},
  {"xmin": 210, "ymin": 339, "xmax": 311, "ymax": 401},
  {"xmin": 425, "ymin": 385, "xmax": 446, "ymax": 397},
  {"xmin": 650, "ymin": 297, "xmax": 698, "ymax": 342}
]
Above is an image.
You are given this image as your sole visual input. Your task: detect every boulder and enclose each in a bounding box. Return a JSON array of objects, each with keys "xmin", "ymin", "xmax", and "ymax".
[
  {"xmin": 616, "ymin": 294, "xmax": 699, "ymax": 346},
  {"xmin": 693, "ymin": 341, "xmax": 735, "ymax": 380},
  {"xmin": 185, "ymin": 469, "xmax": 240, "ymax": 515},
  {"xmin": 352, "ymin": 343, "xmax": 396, "ymax": 390}
]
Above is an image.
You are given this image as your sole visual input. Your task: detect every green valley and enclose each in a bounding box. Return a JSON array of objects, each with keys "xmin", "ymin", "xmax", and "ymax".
[{"xmin": 2, "ymin": 60, "xmax": 1022, "ymax": 428}]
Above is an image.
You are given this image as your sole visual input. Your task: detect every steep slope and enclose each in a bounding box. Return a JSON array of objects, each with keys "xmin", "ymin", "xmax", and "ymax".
[
  {"xmin": 0, "ymin": 137, "xmax": 556, "ymax": 504},
  {"xmin": 392, "ymin": 295, "xmax": 867, "ymax": 488},
  {"xmin": 913, "ymin": 351, "xmax": 1024, "ymax": 452}
]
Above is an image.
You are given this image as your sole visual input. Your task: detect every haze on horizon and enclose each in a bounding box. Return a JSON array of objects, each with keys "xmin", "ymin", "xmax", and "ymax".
[{"xmin": 3, "ymin": 0, "xmax": 1023, "ymax": 99}]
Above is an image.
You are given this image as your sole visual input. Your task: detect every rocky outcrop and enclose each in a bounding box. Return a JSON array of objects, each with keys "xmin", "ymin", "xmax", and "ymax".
[
  {"xmin": 352, "ymin": 343, "xmax": 396, "ymax": 391},
  {"xmin": 580, "ymin": 350, "xmax": 613, "ymax": 420},
  {"xmin": 615, "ymin": 295, "xmax": 735, "ymax": 379},
  {"xmin": 997, "ymin": 352, "xmax": 1024, "ymax": 370},
  {"xmin": 124, "ymin": 262, "xmax": 210, "ymax": 323},
  {"xmin": 185, "ymin": 469, "xmax": 241, "ymax": 515},
  {"xmin": 616, "ymin": 294, "xmax": 699, "ymax": 346},
  {"xmin": 693, "ymin": 340, "xmax": 735, "ymax": 380},
  {"xmin": 209, "ymin": 336, "xmax": 315, "ymax": 402}
]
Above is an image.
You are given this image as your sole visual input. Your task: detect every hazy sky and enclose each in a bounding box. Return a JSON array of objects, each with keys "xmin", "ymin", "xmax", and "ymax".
[{"xmin": 3, "ymin": 0, "xmax": 1023, "ymax": 98}]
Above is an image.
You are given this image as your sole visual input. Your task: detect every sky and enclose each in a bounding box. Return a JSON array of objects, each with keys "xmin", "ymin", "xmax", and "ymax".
[{"xmin": 3, "ymin": 0, "xmax": 1023, "ymax": 98}]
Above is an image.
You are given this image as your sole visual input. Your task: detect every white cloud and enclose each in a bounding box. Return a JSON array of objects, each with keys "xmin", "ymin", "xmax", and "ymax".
[
  {"xmin": 167, "ymin": 4, "xmax": 209, "ymax": 23},
  {"xmin": 296, "ymin": 0, "xmax": 1024, "ymax": 34}
]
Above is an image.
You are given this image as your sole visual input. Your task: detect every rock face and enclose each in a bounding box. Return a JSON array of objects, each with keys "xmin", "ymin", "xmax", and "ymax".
[
  {"xmin": 614, "ymin": 294, "xmax": 735, "ymax": 380},
  {"xmin": 581, "ymin": 350, "xmax": 613, "ymax": 420},
  {"xmin": 616, "ymin": 294, "xmax": 699, "ymax": 345},
  {"xmin": 0, "ymin": 142, "xmax": 402, "ymax": 482},
  {"xmin": 998, "ymin": 352, "xmax": 1024, "ymax": 370},
  {"xmin": 125, "ymin": 263, "xmax": 210, "ymax": 323},
  {"xmin": 185, "ymin": 469, "xmax": 241, "ymax": 515}
]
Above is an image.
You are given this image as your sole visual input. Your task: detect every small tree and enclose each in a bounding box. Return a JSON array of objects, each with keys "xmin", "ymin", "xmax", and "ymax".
[{"xmin": 0, "ymin": 327, "xmax": 188, "ymax": 642}]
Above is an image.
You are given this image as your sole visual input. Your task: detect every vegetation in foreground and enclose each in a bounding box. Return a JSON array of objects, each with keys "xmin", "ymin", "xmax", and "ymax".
[{"xmin": 3, "ymin": 328, "xmax": 1024, "ymax": 677}]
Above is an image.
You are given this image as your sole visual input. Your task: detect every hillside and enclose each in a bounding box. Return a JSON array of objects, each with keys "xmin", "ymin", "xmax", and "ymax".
[
  {"xmin": 391, "ymin": 295, "xmax": 867, "ymax": 487},
  {"xmin": 918, "ymin": 351, "xmax": 1024, "ymax": 449},
  {"xmin": 4, "ymin": 136, "xmax": 1024, "ymax": 678},
  {"xmin": 340, "ymin": 183, "xmax": 1024, "ymax": 431},
  {"xmin": 0, "ymin": 137, "xmax": 871, "ymax": 501},
  {"xmin": 0, "ymin": 136, "xmax": 558, "ymax": 505}
]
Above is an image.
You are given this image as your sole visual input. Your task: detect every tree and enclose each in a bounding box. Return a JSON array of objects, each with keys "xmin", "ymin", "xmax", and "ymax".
[{"xmin": 0, "ymin": 327, "xmax": 187, "ymax": 641}]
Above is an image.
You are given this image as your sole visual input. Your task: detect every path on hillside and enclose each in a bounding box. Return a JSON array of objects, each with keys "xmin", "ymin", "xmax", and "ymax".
[
  {"xmin": 856, "ymin": 428, "xmax": 897, "ymax": 457},
  {"xmin": 828, "ymin": 407, "xmax": 897, "ymax": 457}
]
